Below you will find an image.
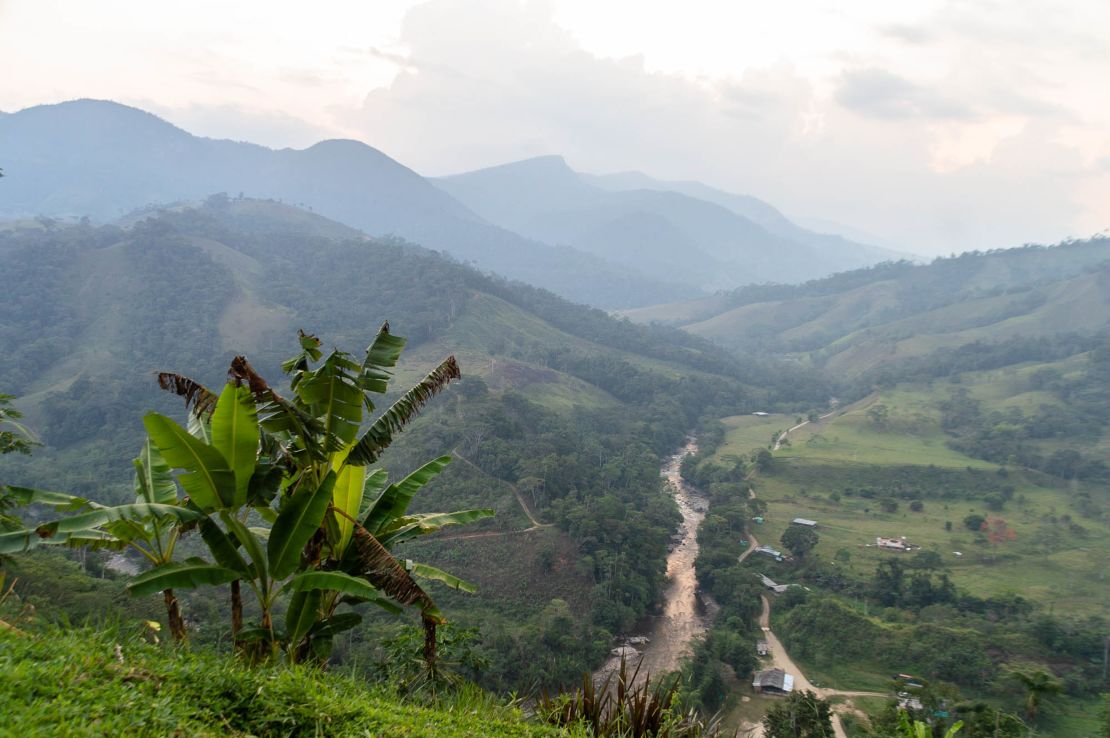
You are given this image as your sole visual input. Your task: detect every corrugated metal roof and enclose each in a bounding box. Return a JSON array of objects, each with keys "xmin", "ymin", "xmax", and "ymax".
[{"xmin": 752, "ymin": 668, "xmax": 793, "ymax": 691}]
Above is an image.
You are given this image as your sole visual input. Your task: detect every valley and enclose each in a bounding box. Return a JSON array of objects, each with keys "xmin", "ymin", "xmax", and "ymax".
[
  {"xmin": 3, "ymin": 7, "xmax": 1109, "ymax": 737},
  {"xmin": 1, "ymin": 185, "xmax": 1108, "ymax": 738}
]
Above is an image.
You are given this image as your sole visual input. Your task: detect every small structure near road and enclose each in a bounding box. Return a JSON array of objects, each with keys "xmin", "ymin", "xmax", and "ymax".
[
  {"xmin": 752, "ymin": 411, "xmax": 771, "ymax": 417},
  {"xmin": 791, "ymin": 517, "xmax": 818, "ymax": 528},
  {"xmin": 752, "ymin": 668, "xmax": 794, "ymax": 694},
  {"xmin": 898, "ymin": 695, "xmax": 924, "ymax": 711},
  {"xmin": 756, "ymin": 639, "xmax": 770, "ymax": 656},
  {"xmin": 759, "ymin": 574, "xmax": 790, "ymax": 594},
  {"xmin": 753, "ymin": 545, "xmax": 785, "ymax": 562}
]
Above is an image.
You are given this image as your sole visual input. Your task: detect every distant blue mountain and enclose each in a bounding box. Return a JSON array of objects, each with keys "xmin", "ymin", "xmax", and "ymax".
[
  {"xmin": 0, "ymin": 99, "xmax": 693, "ymax": 308},
  {"xmin": 436, "ymin": 156, "xmax": 909, "ymax": 290}
]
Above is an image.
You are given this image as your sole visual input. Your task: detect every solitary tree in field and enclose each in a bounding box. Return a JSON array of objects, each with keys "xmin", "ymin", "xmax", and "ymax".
[
  {"xmin": 781, "ymin": 525, "xmax": 819, "ymax": 560},
  {"xmin": 866, "ymin": 403, "xmax": 890, "ymax": 428}
]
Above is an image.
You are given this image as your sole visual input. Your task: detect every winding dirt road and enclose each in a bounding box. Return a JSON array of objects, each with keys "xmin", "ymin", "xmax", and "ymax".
[
  {"xmin": 739, "ymin": 411, "xmax": 884, "ymax": 738},
  {"xmin": 772, "ymin": 410, "xmax": 838, "ymax": 451},
  {"xmin": 738, "ymin": 594, "xmax": 882, "ymax": 738}
]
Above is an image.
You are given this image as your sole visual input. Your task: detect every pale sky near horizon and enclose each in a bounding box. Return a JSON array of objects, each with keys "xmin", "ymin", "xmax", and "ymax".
[{"xmin": 2, "ymin": 0, "xmax": 1108, "ymax": 255}]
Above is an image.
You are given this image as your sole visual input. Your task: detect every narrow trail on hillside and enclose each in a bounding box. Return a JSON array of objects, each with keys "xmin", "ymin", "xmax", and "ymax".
[
  {"xmin": 450, "ymin": 447, "xmax": 550, "ymax": 530},
  {"xmin": 772, "ymin": 409, "xmax": 838, "ymax": 451}
]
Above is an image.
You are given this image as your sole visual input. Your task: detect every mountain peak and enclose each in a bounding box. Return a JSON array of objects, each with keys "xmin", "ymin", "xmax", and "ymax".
[
  {"xmin": 12, "ymin": 98, "xmax": 186, "ymax": 133},
  {"xmin": 441, "ymin": 153, "xmax": 576, "ymax": 181}
]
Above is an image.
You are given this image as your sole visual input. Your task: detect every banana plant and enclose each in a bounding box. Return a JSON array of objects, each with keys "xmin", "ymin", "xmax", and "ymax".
[
  {"xmin": 898, "ymin": 711, "xmax": 962, "ymax": 737},
  {"xmin": 0, "ymin": 440, "xmax": 204, "ymax": 641},
  {"xmin": 145, "ymin": 326, "xmax": 492, "ymax": 665},
  {"xmin": 3, "ymin": 327, "xmax": 490, "ymax": 666}
]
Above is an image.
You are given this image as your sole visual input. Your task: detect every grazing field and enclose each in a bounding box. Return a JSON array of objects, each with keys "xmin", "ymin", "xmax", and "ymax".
[{"xmin": 713, "ymin": 371, "xmax": 1110, "ymax": 615}]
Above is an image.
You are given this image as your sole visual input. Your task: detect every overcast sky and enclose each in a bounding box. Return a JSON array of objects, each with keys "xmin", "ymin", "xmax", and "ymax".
[{"xmin": 2, "ymin": 0, "xmax": 1108, "ymax": 255}]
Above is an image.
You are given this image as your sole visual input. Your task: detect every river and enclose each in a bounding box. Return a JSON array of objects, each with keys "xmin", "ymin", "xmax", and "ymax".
[{"xmin": 593, "ymin": 435, "xmax": 714, "ymax": 687}]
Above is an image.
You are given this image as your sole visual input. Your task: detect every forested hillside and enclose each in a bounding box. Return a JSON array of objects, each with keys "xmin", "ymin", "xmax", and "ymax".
[
  {"xmin": 624, "ymin": 239, "xmax": 1110, "ymax": 375},
  {"xmin": 0, "ymin": 197, "xmax": 826, "ymax": 692}
]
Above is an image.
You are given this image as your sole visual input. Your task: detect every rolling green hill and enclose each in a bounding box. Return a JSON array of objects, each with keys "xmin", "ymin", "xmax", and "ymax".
[
  {"xmin": 624, "ymin": 239, "xmax": 1110, "ymax": 376},
  {"xmin": 712, "ymin": 365, "xmax": 1110, "ymax": 614}
]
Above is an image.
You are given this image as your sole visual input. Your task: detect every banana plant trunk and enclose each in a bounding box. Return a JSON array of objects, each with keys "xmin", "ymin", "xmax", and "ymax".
[
  {"xmin": 162, "ymin": 588, "xmax": 186, "ymax": 643},
  {"xmin": 230, "ymin": 580, "xmax": 242, "ymax": 649},
  {"xmin": 423, "ymin": 616, "xmax": 437, "ymax": 674}
]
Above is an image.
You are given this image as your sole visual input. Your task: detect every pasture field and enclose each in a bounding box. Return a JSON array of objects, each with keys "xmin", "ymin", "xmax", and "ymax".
[{"xmin": 712, "ymin": 369, "xmax": 1110, "ymax": 615}]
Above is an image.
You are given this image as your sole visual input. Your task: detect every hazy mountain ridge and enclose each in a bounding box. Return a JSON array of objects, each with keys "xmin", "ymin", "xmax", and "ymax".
[
  {"xmin": 622, "ymin": 239, "xmax": 1110, "ymax": 375},
  {"xmin": 0, "ymin": 99, "xmax": 693, "ymax": 309},
  {"xmin": 436, "ymin": 155, "xmax": 908, "ymax": 291}
]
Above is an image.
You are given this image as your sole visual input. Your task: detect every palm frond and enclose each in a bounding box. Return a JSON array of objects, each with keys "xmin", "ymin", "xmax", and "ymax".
[
  {"xmin": 155, "ymin": 373, "xmax": 218, "ymax": 418},
  {"xmin": 347, "ymin": 356, "xmax": 460, "ymax": 466},
  {"xmin": 349, "ymin": 525, "xmax": 440, "ymax": 619}
]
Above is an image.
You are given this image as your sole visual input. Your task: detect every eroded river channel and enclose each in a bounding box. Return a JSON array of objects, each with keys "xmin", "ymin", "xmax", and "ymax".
[{"xmin": 594, "ymin": 436, "xmax": 714, "ymax": 686}]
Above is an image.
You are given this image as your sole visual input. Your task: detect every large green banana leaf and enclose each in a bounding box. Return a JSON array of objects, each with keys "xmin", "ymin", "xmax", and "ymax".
[
  {"xmin": 331, "ymin": 461, "xmax": 364, "ymax": 555},
  {"xmin": 0, "ymin": 528, "xmax": 118, "ymax": 554},
  {"xmin": 197, "ymin": 516, "xmax": 251, "ymax": 575},
  {"xmin": 35, "ymin": 503, "xmax": 200, "ymax": 537},
  {"xmin": 143, "ymin": 413, "xmax": 235, "ymax": 510},
  {"xmin": 280, "ymin": 570, "xmax": 381, "ymax": 599},
  {"xmin": 356, "ymin": 469, "xmax": 389, "ymax": 521},
  {"xmin": 221, "ymin": 513, "xmax": 269, "ymax": 590},
  {"xmin": 286, "ymin": 588, "xmax": 323, "ymax": 647},
  {"xmin": 295, "ymin": 352, "xmax": 363, "ymax": 450},
  {"xmin": 133, "ymin": 439, "xmax": 177, "ymax": 505},
  {"xmin": 267, "ymin": 471, "xmax": 335, "ymax": 579},
  {"xmin": 210, "ymin": 383, "xmax": 259, "ymax": 508},
  {"xmin": 361, "ymin": 456, "xmax": 452, "ymax": 535},
  {"xmin": 126, "ymin": 559, "xmax": 241, "ymax": 597},
  {"xmin": 282, "ymin": 571, "xmax": 402, "ymax": 614},
  {"xmin": 376, "ymin": 509, "xmax": 495, "ymax": 547},
  {"xmin": 359, "ymin": 323, "xmax": 406, "ymax": 394},
  {"xmin": 3, "ymin": 486, "xmax": 96, "ymax": 512},
  {"xmin": 407, "ymin": 561, "xmax": 477, "ymax": 593}
]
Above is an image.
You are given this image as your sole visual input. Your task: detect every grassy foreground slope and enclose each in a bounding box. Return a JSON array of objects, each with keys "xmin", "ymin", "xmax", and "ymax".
[{"xmin": 0, "ymin": 626, "xmax": 576, "ymax": 738}]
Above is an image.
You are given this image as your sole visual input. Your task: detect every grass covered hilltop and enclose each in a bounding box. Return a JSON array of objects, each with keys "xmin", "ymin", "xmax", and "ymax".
[{"xmin": 0, "ymin": 624, "xmax": 578, "ymax": 738}]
